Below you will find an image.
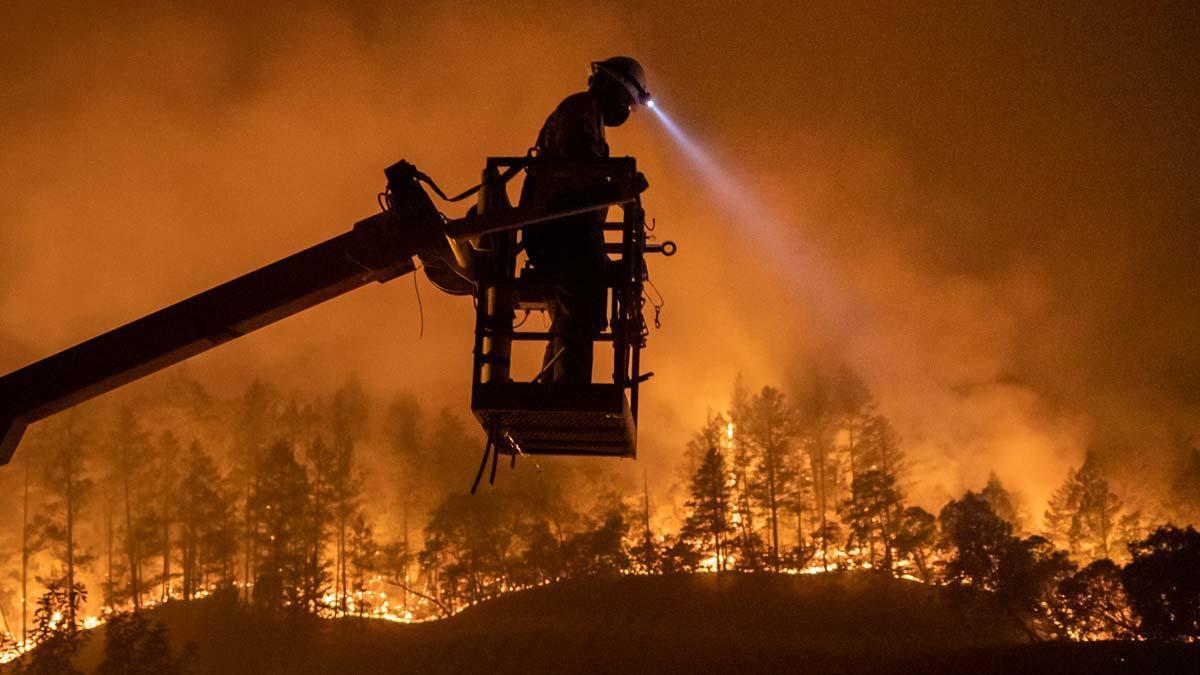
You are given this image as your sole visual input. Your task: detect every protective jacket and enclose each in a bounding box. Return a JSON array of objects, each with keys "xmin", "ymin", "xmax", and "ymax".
[
  {"xmin": 520, "ymin": 91, "xmax": 611, "ymax": 384},
  {"xmin": 522, "ymin": 91, "xmax": 609, "ymax": 268}
]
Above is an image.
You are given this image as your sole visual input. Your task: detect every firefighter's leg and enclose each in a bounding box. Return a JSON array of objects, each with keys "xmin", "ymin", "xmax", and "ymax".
[{"xmin": 551, "ymin": 274, "xmax": 607, "ymax": 385}]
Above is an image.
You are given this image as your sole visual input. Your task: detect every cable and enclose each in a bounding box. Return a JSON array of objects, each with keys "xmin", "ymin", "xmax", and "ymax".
[
  {"xmin": 412, "ymin": 266, "xmax": 424, "ymax": 338},
  {"xmin": 416, "ymin": 165, "xmax": 524, "ymax": 203},
  {"xmin": 512, "ymin": 309, "xmax": 531, "ymax": 329}
]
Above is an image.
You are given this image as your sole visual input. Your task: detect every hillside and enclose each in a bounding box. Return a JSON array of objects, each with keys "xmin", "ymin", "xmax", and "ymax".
[{"xmin": 27, "ymin": 573, "xmax": 1200, "ymax": 674}]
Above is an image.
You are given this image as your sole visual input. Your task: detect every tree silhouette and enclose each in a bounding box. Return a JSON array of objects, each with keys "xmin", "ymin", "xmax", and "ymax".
[
  {"xmin": 19, "ymin": 581, "xmax": 88, "ymax": 675},
  {"xmin": 1050, "ymin": 559, "xmax": 1138, "ymax": 640},
  {"xmin": 659, "ymin": 535, "xmax": 702, "ymax": 574},
  {"xmin": 842, "ymin": 469, "xmax": 903, "ymax": 570},
  {"xmin": 680, "ymin": 425, "xmax": 736, "ymax": 571},
  {"xmin": 629, "ymin": 529, "xmax": 663, "ymax": 575},
  {"xmin": 894, "ymin": 506, "xmax": 937, "ymax": 582},
  {"xmin": 31, "ymin": 414, "xmax": 94, "ymax": 630},
  {"xmin": 830, "ymin": 366, "xmax": 874, "ymax": 482},
  {"xmin": 980, "ymin": 472, "xmax": 1021, "ymax": 531},
  {"xmin": 993, "ymin": 535, "xmax": 1074, "ymax": 638},
  {"xmin": 1121, "ymin": 525, "xmax": 1200, "ymax": 640},
  {"xmin": 1044, "ymin": 452, "xmax": 1124, "ymax": 561},
  {"xmin": 97, "ymin": 611, "xmax": 193, "ymax": 675},
  {"xmin": 347, "ymin": 512, "xmax": 378, "ymax": 617},
  {"xmin": 727, "ymin": 380, "xmax": 760, "ymax": 572},
  {"xmin": 795, "ymin": 373, "xmax": 839, "ymax": 571},
  {"xmin": 250, "ymin": 440, "xmax": 312, "ymax": 614},
  {"xmin": 177, "ymin": 441, "xmax": 235, "ymax": 601},
  {"xmin": 858, "ymin": 414, "xmax": 905, "ymax": 486},
  {"xmin": 939, "ymin": 491, "xmax": 1012, "ymax": 588},
  {"xmin": 564, "ymin": 504, "xmax": 631, "ymax": 576},
  {"xmin": 233, "ymin": 380, "xmax": 280, "ymax": 605},
  {"xmin": 153, "ymin": 430, "xmax": 183, "ymax": 603},
  {"xmin": 328, "ymin": 378, "xmax": 370, "ymax": 617},
  {"xmin": 743, "ymin": 387, "xmax": 799, "ymax": 570},
  {"xmin": 104, "ymin": 406, "xmax": 153, "ymax": 610}
]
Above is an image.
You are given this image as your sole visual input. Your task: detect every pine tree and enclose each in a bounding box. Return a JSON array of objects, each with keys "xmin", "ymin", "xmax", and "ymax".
[
  {"xmin": 303, "ymin": 437, "xmax": 336, "ymax": 614},
  {"xmin": 1044, "ymin": 453, "xmax": 1124, "ymax": 561},
  {"xmin": 105, "ymin": 406, "xmax": 152, "ymax": 610},
  {"xmin": 154, "ymin": 430, "xmax": 183, "ymax": 603},
  {"xmin": 830, "ymin": 366, "xmax": 874, "ymax": 483},
  {"xmin": 250, "ymin": 440, "xmax": 313, "ymax": 614},
  {"xmin": 728, "ymin": 379, "xmax": 759, "ymax": 570},
  {"xmin": 176, "ymin": 441, "xmax": 233, "ymax": 601},
  {"xmin": 842, "ymin": 469, "xmax": 904, "ymax": 570},
  {"xmin": 1044, "ymin": 467, "xmax": 1082, "ymax": 554},
  {"xmin": 796, "ymin": 374, "xmax": 838, "ymax": 570},
  {"xmin": 234, "ymin": 380, "xmax": 279, "ymax": 605},
  {"xmin": 787, "ymin": 457, "xmax": 815, "ymax": 568},
  {"xmin": 383, "ymin": 390, "xmax": 424, "ymax": 597},
  {"xmin": 743, "ymin": 387, "xmax": 799, "ymax": 570},
  {"xmin": 23, "ymin": 581, "xmax": 89, "ymax": 675},
  {"xmin": 31, "ymin": 414, "xmax": 94, "ymax": 629},
  {"xmin": 347, "ymin": 512, "xmax": 377, "ymax": 617},
  {"xmin": 20, "ymin": 457, "xmax": 37, "ymax": 645},
  {"xmin": 981, "ymin": 471, "xmax": 1020, "ymax": 529},
  {"xmin": 859, "ymin": 414, "xmax": 905, "ymax": 482},
  {"xmin": 328, "ymin": 379, "xmax": 369, "ymax": 617},
  {"xmin": 1076, "ymin": 460, "xmax": 1123, "ymax": 560},
  {"xmin": 680, "ymin": 442, "xmax": 735, "ymax": 571}
]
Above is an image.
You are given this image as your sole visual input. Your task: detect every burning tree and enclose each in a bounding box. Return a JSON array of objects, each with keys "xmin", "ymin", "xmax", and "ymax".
[
  {"xmin": 742, "ymin": 387, "xmax": 800, "ymax": 571},
  {"xmin": 795, "ymin": 374, "xmax": 840, "ymax": 571},
  {"xmin": 102, "ymin": 406, "xmax": 154, "ymax": 611},
  {"xmin": 1050, "ymin": 559, "xmax": 1139, "ymax": 640},
  {"xmin": 176, "ymin": 441, "xmax": 236, "ymax": 601},
  {"xmin": 680, "ymin": 432, "xmax": 736, "ymax": 572},
  {"xmin": 893, "ymin": 506, "xmax": 937, "ymax": 582},
  {"xmin": 249, "ymin": 440, "xmax": 313, "ymax": 614},
  {"xmin": 21, "ymin": 581, "xmax": 89, "ymax": 675},
  {"xmin": 1044, "ymin": 452, "xmax": 1126, "ymax": 562},
  {"xmin": 29, "ymin": 414, "xmax": 94, "ymax": 632}
]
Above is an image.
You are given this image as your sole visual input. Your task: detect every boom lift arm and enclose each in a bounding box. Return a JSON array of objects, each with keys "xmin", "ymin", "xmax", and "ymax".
[{"xmin": 0, "ymin": 158, "xmax": 658, "ymax": 465}]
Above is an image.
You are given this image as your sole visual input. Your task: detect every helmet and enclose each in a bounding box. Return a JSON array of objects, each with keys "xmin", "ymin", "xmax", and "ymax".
[{"xmin": 590, "ymin": 56, "xmax": 651, "ymax": 106}]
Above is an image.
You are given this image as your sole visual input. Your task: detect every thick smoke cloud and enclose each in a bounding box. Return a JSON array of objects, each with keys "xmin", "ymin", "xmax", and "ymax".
[{"xmin": 1, "ymin": 2, "xmax": 1197, "ymax": 513}]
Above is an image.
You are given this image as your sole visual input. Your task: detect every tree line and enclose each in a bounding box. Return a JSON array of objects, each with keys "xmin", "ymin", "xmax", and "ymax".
[{"xmin": 2, "ymin": 367, "xmax": 1198, "ymax": 670}]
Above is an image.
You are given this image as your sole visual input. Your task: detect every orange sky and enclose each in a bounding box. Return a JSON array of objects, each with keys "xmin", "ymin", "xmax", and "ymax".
[{"xmin": 1, "ymin": 2, "xmax": 1197, "ymax": 511}]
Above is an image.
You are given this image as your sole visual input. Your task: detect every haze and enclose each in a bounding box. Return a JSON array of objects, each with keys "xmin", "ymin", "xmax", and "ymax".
[{"xmin": 1, "ymin": 2, "xmax": 1197, "ymax": 512}]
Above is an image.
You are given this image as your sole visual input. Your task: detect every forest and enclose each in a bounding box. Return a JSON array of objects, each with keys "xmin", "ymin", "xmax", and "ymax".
[{"xmin": 2, "ymin": 367, "xmax": 1198, "ymax": 672}]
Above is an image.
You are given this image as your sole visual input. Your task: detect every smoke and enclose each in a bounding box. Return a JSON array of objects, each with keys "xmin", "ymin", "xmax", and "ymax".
[{"xmin": 1, "ymin": 2, "xmax": 1198, "ymax": 517}]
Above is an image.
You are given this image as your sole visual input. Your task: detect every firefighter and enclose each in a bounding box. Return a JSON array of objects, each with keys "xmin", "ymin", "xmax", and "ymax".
[{"xmin": 522, "ymin": 56, "xmax": 651, "ymax": 384}]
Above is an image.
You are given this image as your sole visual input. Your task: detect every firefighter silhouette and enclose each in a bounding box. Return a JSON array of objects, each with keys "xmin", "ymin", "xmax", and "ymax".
[{"xmin": 521, "ymin": 57, "xmax": 652, "ymax": 384}]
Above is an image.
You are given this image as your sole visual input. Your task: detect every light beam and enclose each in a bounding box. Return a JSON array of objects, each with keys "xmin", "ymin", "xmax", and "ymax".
[{"xmin": 648, "ymin": 103, "xmax": 858, "ymax": 330}]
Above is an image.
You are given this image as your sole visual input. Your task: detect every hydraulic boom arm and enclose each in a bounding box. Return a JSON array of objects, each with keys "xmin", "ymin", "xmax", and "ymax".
[
  {"xmin": 0, "ymin": 162, "xmax": 450, "ymax": 464},
  {"xmin": 0, "ymin": 158, "xmax": 642, "ymax": 466}
]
